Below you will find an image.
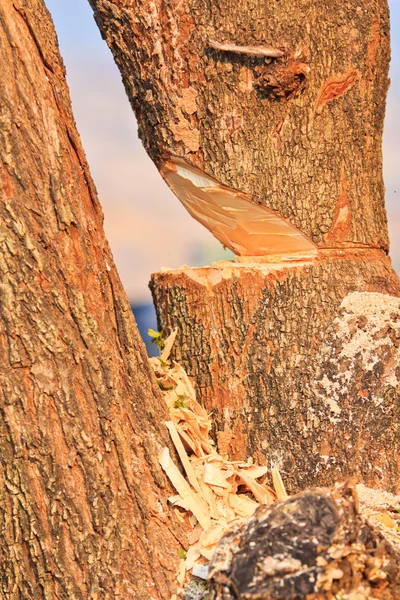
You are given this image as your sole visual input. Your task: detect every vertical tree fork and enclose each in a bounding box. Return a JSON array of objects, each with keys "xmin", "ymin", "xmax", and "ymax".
[
  {"xmin": 89, "ymin": 1, "xmax": 400, "ymax": 491},
  {"xmin": 0, "ymin": 0, "xmax": 186, "ymax": 597}
]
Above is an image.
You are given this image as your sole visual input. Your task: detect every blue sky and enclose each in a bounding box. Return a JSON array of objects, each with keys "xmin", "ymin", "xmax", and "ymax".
[{"xmin": 46, "ymin": 0, "xmax": 400, "ymax": 302}]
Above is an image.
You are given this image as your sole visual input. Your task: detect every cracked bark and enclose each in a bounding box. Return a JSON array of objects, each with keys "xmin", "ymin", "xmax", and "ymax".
[
  {"xmin": 88, "ymin": 0, "xmax": 400, "ymax": 491},
  {"xmin": 0, "ymin": 0, "xmax": 186, "ymax": 598}
]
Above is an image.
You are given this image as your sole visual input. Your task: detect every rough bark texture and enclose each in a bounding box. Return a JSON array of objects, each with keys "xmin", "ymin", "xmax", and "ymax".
[
  {"xmin": 0, "ymin": 1, "xmax": 185, "ymax": 597},
  {"xmin": 89, "ymin": 0, "xmax": 390, "ymax": 250},
  {"xmin": 208, "ymin": 486, "xmax": 400, "ymax": 600},
  {"xmin": 151, "ymin": 253, "xmax": 400, "ymax": 494}
]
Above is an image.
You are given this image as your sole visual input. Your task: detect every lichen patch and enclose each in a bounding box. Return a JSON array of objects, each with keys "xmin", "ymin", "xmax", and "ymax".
[
  {"xmin": 314, "ymin": 291, "xmax": 400, "ymax": 422},
  {"xmin": 335, "ymin": 292, "xmax": 400, "ymax": 373}
]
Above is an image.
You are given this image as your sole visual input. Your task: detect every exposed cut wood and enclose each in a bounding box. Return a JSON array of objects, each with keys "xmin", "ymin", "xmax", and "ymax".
[{"xmin": 160, "ymin": 156, "xmax": 318, "ymax": 258}]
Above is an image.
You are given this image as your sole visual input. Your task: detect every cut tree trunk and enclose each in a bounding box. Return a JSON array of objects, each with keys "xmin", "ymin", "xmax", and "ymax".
[
  {"xmin": 89, "ymin": 0, "xmax": 390, "ymax": 252},
  {"xmin": 151, "ymin": 252, "xmax": 400, "ymax": 493},
  {"xmin": 88, "ymin": 0, "xmax": 400, "ymax": 491},
  {"xmin": 0, "ymin": 1, "xmax": 186, "ymax": 598}
]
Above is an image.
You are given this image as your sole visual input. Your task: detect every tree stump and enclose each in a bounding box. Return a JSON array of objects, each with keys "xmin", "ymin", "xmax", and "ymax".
[{"xmin": 151, "ymin": 250, "xmax": 400, "ymax": 493}]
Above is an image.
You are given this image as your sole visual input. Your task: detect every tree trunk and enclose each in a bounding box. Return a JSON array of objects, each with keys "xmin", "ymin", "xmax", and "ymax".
[
  {"xmin": 88, "ymin": 0, "xmax": 399, "ymax": 491},
  {"xmin": 0, "ymin": 1, "xmax": 185, "ymax": 597},
  {"xmin": 89, "ymin": 0, "xmax": 389, "ymax": 251}
]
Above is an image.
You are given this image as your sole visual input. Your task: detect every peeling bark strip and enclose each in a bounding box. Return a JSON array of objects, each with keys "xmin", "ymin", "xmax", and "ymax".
[
  {"xmin": 0, "ymin": 1, "xmax": 185, "ymax": 597},
  {"xmin": 209, "ymin": 486, "xmax": 400, "ymax": 599},
  {"xmin": 151, "ymin": 253, "xmax": 400, "ymax": 494},
  {"xmin": 89, "ymin": 0, "xmax": 390, "ymax": 250},
  {"xmin": 315, "ymin": 70, "xmax": 359, "ymax": 111}
]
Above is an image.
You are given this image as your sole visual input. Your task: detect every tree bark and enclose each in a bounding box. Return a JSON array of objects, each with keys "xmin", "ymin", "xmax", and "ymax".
[
  {"xmin": 89, "ymin": 0, "xmax": 390, "ymax": 251},
  {"xmin": 88, "ymin": 0, "xmax": 400, "ymax": 489},
  {"xmin": 0, "ymin": 1, "xmax": 185, "ymax": 597}
]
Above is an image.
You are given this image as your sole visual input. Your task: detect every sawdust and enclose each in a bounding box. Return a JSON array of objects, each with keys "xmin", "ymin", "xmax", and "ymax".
[{"xmin": 151, "ymin": 331, "xmax": 287, "ymax": 593}]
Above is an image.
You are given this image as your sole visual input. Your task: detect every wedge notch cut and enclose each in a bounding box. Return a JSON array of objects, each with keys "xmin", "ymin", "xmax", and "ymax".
[{"xmin": 161, "ymin": 156, "xmax": 317, "ymax": 260}]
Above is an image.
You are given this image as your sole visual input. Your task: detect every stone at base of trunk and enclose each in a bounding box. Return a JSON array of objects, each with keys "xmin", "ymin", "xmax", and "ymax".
[{"xmin": 208, "ymin": 485, "xmax": 400, "ymax": 600}]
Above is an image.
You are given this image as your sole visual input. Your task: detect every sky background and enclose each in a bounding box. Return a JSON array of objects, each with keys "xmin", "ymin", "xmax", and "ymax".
[{"xmin": 46, "ymin": 1, "xmax": 400, "ymax": 304}]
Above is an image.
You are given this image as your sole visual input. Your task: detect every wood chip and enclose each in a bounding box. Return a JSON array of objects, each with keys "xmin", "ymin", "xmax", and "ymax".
[
  {"xmin": 240, "ymin": 465, "xmax": 270, "ymax": 479},
  {"xmin": 159, "ymin": 447, "xmax": 211, "ymax": 530},
  {"xmin": 203, "ymin": 462, "xmax": 231, "ymax": 489},
  {"xmin": 160, "ymin": 327, "xmax": 178, "ymax": 361},
  {"xmin": 271, "ymin": 465, "xmax": 288, "ymax": 500},
  {"xmin": 235, "ymin": 469, "xmax": 276, "ymax": 505},
  {"xmin": 228, "ymin": 494, "xmax": 259, "ymax": 518},
  {"xmin": 165, "ymin": 420, "xmax": 205, "ymax": 498},
  {"xmin": 177, "ymin": 559, "xmax": 186, "ymax": 586},
  {"xmin": 185, "ymin": 546, "xmax": 201, "ymax": 570},
  {"xmin": 153, "ymin": 332, "xmax": 291, "ymax": 589}
]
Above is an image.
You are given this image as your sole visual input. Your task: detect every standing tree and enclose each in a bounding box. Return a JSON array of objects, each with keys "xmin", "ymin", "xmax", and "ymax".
[
  {"xmin": 1, "ymin": 0, "xmax": 400, "ymax": 598},
  {"xmin": 89, "ymin": 0, "xmax": 400, "ymax": 492},
  {"xmin": 0, "ymin": 0, "xmax": 186, "ymax": 597}
]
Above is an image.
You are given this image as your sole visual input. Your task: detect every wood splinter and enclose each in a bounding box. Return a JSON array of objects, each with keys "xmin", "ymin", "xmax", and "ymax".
[{"xmin": 209, "ymin": 39, "xmax": 284, "ymax": 59}]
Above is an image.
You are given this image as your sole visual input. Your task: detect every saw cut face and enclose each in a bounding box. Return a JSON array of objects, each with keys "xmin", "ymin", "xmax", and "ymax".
[{"xmin": 160, "ymin": 156, "xmax": 317, "ymax": 259}]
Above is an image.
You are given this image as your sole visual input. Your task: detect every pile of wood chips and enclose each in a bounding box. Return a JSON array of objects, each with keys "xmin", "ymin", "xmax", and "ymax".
[{"xmin": 150, "ymin": 330, "xmax": 288, "ymax": 587}]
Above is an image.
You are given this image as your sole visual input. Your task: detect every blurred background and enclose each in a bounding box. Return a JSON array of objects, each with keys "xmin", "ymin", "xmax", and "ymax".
[{"xmin": 46, "ymin": 1, "xmax": 400, "ymax": 355}]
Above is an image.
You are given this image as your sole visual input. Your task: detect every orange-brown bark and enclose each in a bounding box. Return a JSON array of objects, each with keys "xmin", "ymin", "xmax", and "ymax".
[
  {"xmin": 0, "ymin": 1, "xmax": 185, "ymax": 597},
  {"xmin": 89, "ymin": 0, "xmax": 390, "ymax": 251}
]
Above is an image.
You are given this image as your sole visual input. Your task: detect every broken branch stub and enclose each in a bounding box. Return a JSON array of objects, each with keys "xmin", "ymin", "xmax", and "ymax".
[{"xmin": 208, "ymin": 486, "xmax": 400, "ymax": 600}]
